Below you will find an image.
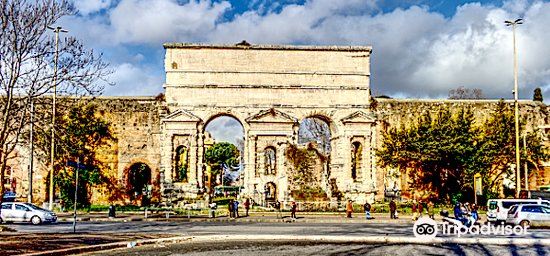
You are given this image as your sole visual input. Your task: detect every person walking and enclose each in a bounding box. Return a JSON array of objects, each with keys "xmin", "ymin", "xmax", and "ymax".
[
  {"xmin": 291, "ymin": 201, "xmax": 297, "ymax": 219},
  {"xmin": 233, "ymin": 199, "xmax": 240, "ymax": 218},
  {"xmin": 209, "ymin": 202, "xmax": 217, "ymax": 218},
  {"xmin": 244, "ymin": 198, "xmax": 251, "ymax": 217},
  {"xmin": 411, "ymin": 200, "xmax": 418, "ymax": 221},
  {"xmin": 418, "ymin": 201, "xmax": 424, "ymax": 218},
  {"xmin": 364, "ymin": 201, "xmax": 372, "ymax": 220},
  {"xmin": 346, "ymin": 200, "xmax": 353, "ymax": 218},
  {"xmin": 427, "ymin": 201, "xmax": 435, "ymax": 219},
  {"xmin": 228, "ymin": 199, "xmax": 234, "ymax": 218},
  {"xmin": 470, "ymin": 203, "xmax": 479, "ymax": 226},
  {"xmin": 275, "ymin": 200, "xmax": 282, "ymax": 219},
  {"xmin": 389, "ymin": 199, "xmax": 397, "ymax": 219}
]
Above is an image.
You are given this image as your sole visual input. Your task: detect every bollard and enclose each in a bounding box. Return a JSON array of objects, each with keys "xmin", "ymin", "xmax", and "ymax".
[{"xmin": 108, "ymin": 205, "xmax": 116, "ymax": 218}]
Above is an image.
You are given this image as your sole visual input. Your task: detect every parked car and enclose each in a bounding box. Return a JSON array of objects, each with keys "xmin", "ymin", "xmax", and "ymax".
[
  {"xmin": 506, "ymin": 204, "xmax": 550, "ymax": 227},
  {"xmin": 2, "ymin": 191, "xmax": 16, "ymax": 202},
  {"xmin": 486, "ymin": 198, "xmax": 550, "ymax": 224},
  {"xmin": 0, "ymin": 202, "xmax": 57, "ymax": 225}
]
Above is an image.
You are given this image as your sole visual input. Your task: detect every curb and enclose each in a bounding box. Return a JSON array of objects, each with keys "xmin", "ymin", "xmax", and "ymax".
[
  {"xmin": 21, "ymin": 234, "xmax": 550, "ymax": 256},
  {"xmin": 56, "ymin": 217, "xmax": 414, "ymax": 224}
]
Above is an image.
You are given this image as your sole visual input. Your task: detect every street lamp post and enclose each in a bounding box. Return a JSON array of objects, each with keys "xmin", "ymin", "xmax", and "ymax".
[
  {"xmin": 28, "ymin": 97, "xmax": 34, "ymax": 204},
  {"xmin": 505, "ymin": 18, "xmax": 523, "ymax": 198},
  {"xmin": 47, "ymin": 26, "xmax": 67, "ymax": 210},
  {"xmin": 523, "ymin": 133, "xmax": 529, "ymax": 190}
]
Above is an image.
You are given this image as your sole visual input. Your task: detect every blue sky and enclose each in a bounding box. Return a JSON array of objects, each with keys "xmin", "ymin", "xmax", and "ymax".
[{"xmin": 60, "ymin": 0, "xmax": 550, "ymax": 101}]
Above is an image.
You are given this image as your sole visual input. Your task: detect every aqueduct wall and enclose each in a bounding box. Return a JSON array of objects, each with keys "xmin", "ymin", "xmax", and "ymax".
[{"xmin": 6, "ymin": 43, "xmax": 549, "ymax": 207}]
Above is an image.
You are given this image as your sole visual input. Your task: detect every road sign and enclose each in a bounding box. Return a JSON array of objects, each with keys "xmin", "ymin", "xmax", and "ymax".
[
  {"xmin": 67, "ymin": 161, "xmax": 88, "ymax": 170},
  {"xmin": 474, "ymin": 173, "xmax": 483, "ymax": 196}
]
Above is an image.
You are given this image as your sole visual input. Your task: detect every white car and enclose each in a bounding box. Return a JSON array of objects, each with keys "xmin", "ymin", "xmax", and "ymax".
[
  {"xmin": 506, "ymin": 204, "xmax": 550, "ymax": 227},
  {"xmin": 486, "ymin": 198, "xmax": 550, "ymax": 224},
  {"xmin": 0, "ymin": 202, "xmax": 57, "ymax": 225}
]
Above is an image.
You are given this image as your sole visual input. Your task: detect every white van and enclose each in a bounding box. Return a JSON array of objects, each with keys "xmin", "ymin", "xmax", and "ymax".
[{"xmin": 487, "ymin": 198, "xmax": 550, "ymax": 223}]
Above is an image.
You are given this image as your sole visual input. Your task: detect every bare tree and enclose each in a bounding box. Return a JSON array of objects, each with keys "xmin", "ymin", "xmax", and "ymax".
[
  {"xmin": 449, "ymin": 86, "xmax": 484, "ymax": 99},
  {"xmin": 298, "ymin": 117, "xmax": 331, "ymax": 155},
  {"xmin": 0, "ymin": 0, "xmax": 111, "ymax": 197}
]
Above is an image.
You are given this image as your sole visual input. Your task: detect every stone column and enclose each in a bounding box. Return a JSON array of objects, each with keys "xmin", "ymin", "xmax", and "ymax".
[
  {"xmin": 363, "ymin": 135, "xmax": 371, "ymax": 186},
  {"xmin": 196, "ymin": 123, "xmax": 204, "ymax": 189},
  {"xmin": 336, "ymin": 134, "xmax": 352, "ymax": 192},
  {"xmin": 370, "ymin": 123, "xmax": 377, "ymax": 190},
  {"xmin": 292, "ymin": 124, "xmax": 299, "ymax": 145},
  {"xmin": 161, "ymin": 131, "xmax": 173, "ymax": 184},
  {"xmin": 276, "ymin": 140, "xmax": 286, "ymax": 201},
  {"xmin": 246, "ymin": 134, "xmax": 257, "ymax": 196},
  {"xmin": 188, "ymin": 132, "xmax": 198, "ymax": 185},
  {"xmin": 241, "ymin": 130, "xmax": 249, "ymax": 193}
]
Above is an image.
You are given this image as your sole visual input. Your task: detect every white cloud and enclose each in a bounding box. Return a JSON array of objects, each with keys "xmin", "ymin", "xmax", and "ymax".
[
  {"xmin": 75, "ymin": 0, "xmax": 112, "ymax": 15},
  {"xmin": 103, "ymin": 63, "xmax": 164, "ymax": 96},
  {"xmin": 205, "ymin": 116, "xmax": 244, "ymax": 148},
  {"xmin": 65, "ymin": 0, "xmax": 550, "ymax": 100},
  {"xmin": 108, "ymin": 0, "xmax": 230, "ymax": 44}
]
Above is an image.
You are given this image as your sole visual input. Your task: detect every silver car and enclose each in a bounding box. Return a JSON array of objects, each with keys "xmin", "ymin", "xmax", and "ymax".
[
  {"xmin": 0, "ymin": 202, "xmax": 57, "ymax": 225},
  {"xmin": 506, "ymin": 204, "xmax": 550, "ymax": 227}
]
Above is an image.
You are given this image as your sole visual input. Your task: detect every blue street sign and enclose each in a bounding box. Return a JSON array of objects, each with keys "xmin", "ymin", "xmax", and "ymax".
[{"xmin": 67, "ymin": 161, "xmax": 88, "ymax": 170}]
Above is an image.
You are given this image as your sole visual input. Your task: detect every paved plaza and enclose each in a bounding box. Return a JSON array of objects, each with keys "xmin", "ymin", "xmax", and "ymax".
[{"xmin": 2, "ymin": 218, "xmax": 550, "ymax": 255}]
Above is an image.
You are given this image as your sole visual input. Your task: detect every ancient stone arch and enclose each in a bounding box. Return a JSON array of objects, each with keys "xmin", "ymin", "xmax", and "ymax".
[{"xmin": 160, "ymin": 43, "xmax": 377, "ymax": 204}]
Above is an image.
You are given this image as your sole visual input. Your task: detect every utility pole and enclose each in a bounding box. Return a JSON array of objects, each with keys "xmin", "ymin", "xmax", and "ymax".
[
  {"xmin": 47, "ymin": 26, "xmax": 68, "ymax": 210},
  {"xmin": 505, "ymin": 18, "xmax": 523, "ymax": 198},
  {"xmin": 523, "ymin": 133, "xmax": 529, "ymax": 190},
  {"xmin": 73, "ymin": 157, "xmax": 80, "ymax": 234},
  {"xmin": 28, "ymin": 98, "xmax": 34, "ymax": 203}
]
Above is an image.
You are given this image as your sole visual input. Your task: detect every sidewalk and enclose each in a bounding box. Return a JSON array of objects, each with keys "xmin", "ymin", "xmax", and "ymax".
[{"xmin": 55, "ymin": 212, "xmax": 446, "ymax": 224}]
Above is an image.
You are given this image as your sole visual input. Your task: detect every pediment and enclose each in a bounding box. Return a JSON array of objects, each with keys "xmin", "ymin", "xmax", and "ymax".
[
  {"xmin": 246, "ymin": 108, "xmax": 298, "ymax": 123},
  {"xmin": 162, "ymin": 109, "xmax": 201, "ymax": 123},
  {"xmin": 341, "ymin": 111, "xmax": 376, "ymax": 123}
]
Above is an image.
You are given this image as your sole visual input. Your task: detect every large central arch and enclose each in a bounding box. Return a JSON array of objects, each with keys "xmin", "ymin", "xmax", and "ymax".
[{"xmin": 160, "ymin": 43, "xmax": 378, "ymax": 205}]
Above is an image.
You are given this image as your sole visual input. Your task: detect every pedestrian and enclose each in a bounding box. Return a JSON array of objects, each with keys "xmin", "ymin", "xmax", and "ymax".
[
  {"xmin": 389, "ymin": 199, "xmax": 397, "ymax": 219},
  {"xmin": 364, "ymin": 201, "xmax": 372, "ymax": 220},
  {"xmin": 418, "ymin": 201, "xmax": 424, "ymax": 218},
  {"xmin": 209, "ymin": 202, "xmax": 217, "ymax": 218},
  {"xmin": 411, "ymin": 200, "xmax": 418, "ymax": 221},
  {"xmin": 454, "ymin": 202, "xmax": 467, "ymax": 225},
  {"xmin": 346, "ymin": 200, "xmax": 353, "ymax": 218},
  {"xmin": 244, "ymin": 198, "xmax": 250, "ymax": 217},
  {"xmin": 228, "ymin": 199, "xmax": 234, "ymax": 218},
  {"xmin": 291, "ymin": 201, "xmax": 297, "ymax": 219},
  {"xmin": 427, "ymin": 201, "xmax": 435, "ymax": 219},
  {"xmin": 470, "ymin": 203, "xmax": 479, "ymax": 226},
  {"xmin": 233, "ymin": 199, "xmax": 240, "ymax": 218},
  {"xmin": 275, "ymin": 200, "xmax": 282, "ymax": 219}
]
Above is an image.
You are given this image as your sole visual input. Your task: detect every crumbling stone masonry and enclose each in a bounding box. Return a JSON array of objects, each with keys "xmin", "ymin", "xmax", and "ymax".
[{"xmin": 7, "ymin": 43, "xmax": 549, "ymax": 207}]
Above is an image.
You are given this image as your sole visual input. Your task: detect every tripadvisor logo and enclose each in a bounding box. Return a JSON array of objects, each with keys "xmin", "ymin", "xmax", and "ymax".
[
  {"xmin": 413, "ymin": 217, "xmax": 529, "ymax": 238},
  {"xmin": 413, "ymin": 217, "xmax": 438, "ymax": 238}
]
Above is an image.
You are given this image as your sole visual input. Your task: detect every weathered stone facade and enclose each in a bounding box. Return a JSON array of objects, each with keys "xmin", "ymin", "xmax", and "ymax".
[
  {"xmin": 161, "ymin": 43, "xmax": 377, "ymax": 205},
  {"xmin": 6, "ymin": 43, "xmax": 549, "ymax": 206},
  {"xmin": 374, "ymin": 98, "xmax": 550, "ymax": 199}
]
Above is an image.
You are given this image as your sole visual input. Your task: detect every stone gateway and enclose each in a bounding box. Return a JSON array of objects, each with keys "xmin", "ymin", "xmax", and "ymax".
[{"xmin": 161, "ymin": 43, "xmax": 378, "ymax": 205}]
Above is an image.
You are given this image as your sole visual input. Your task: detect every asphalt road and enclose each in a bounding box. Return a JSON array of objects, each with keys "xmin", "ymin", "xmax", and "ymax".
[
  {"xmin": 85, "ymin": 240, "xmax": 550, "ymax": 256},
  {"xmin": 7, "ymin": 221, "xmax": 550, "ymax": 239},
  {"xmin": 6, "ymin": 221, "xmax": 550, "ymax": 255}
]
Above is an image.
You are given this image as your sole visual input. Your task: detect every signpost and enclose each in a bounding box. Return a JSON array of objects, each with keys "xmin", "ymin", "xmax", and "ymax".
[
  {"xmin": 474, "ymin": 173, "xmax": 483, "ymax": 205},
  {"xmin": 68, "ymin": 159, "xmax": 88, "ymax": 233}
]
